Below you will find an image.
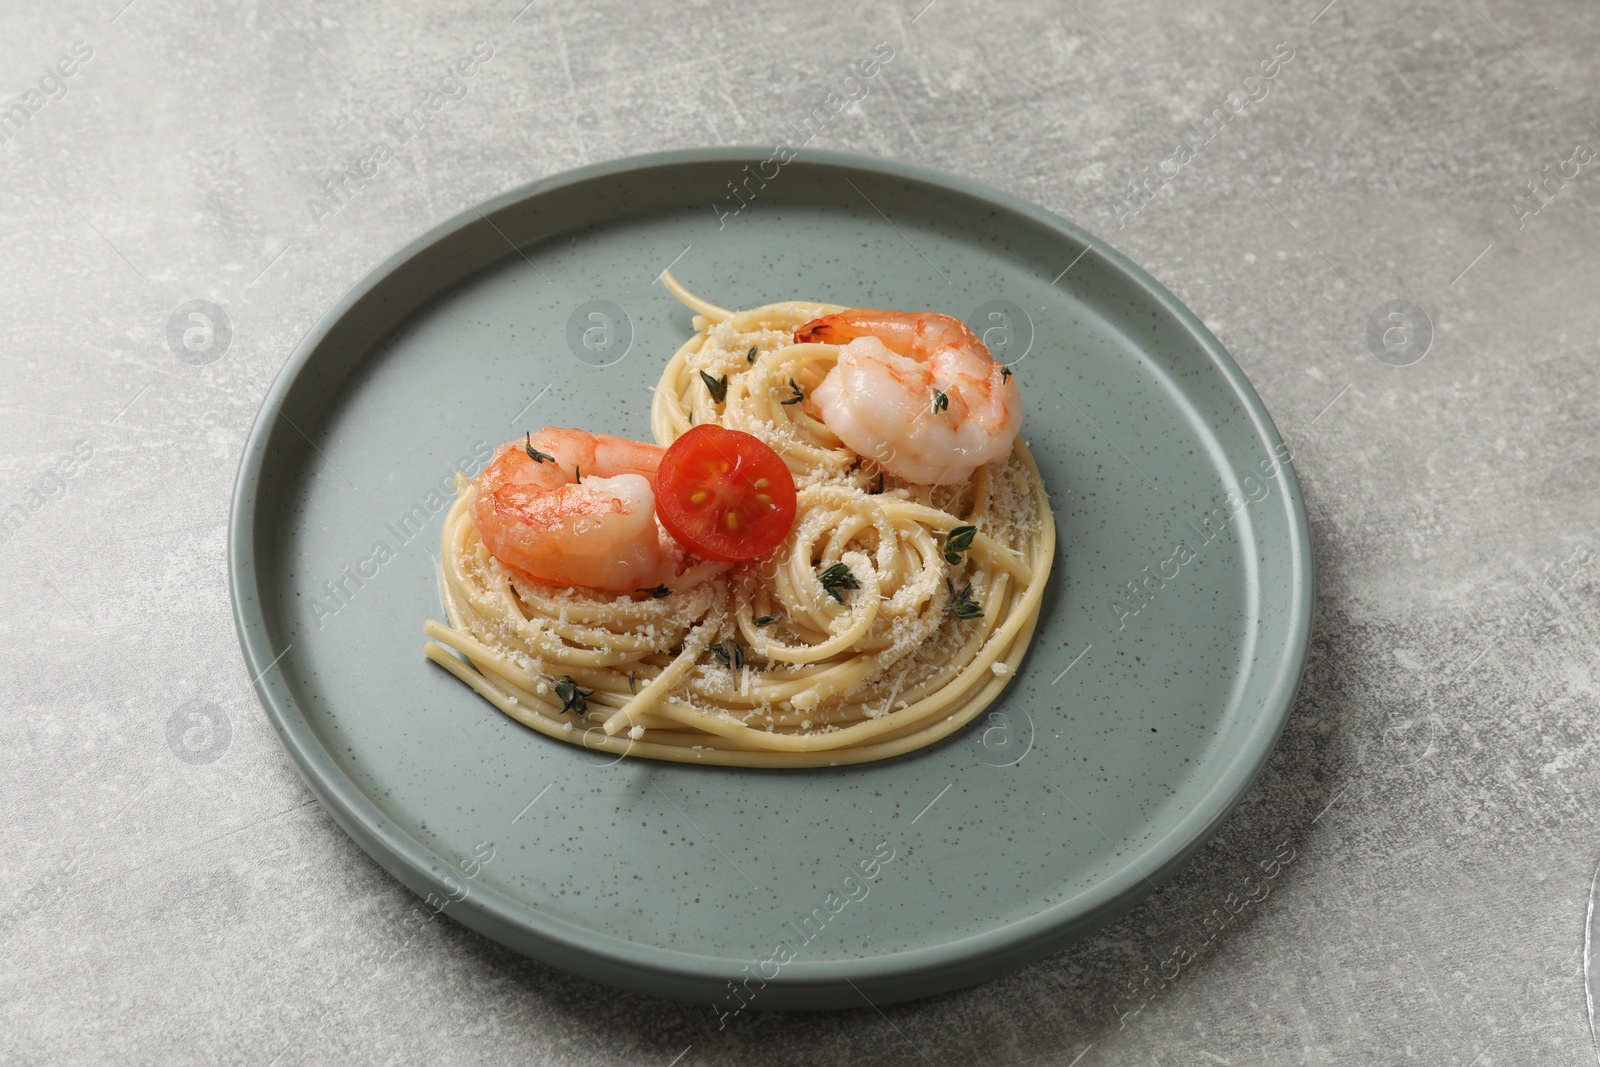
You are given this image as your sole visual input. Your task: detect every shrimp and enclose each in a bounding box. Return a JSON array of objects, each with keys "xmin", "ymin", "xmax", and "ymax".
[
  {"xmin": 795, "ymin": 310, "xmax": 1022, "ymax": 485},
  {"xmin": 469, "ymin": 428, "xmax": 679, "ymax": 592}
]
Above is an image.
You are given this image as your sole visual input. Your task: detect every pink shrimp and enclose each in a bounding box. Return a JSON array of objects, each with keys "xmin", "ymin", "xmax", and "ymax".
[
  {"xmin": 795, "ymin": 310, "xmax": 1021, "ymax": 484},
  {"xmin": 469, "ymin": 428, "xmax": 679, "ymax": 592}
]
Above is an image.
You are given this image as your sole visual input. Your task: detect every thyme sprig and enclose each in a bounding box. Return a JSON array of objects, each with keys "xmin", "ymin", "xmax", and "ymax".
[
  {"xmin": 946, "ymin": 578, "xmax": 983, "ymax": 620},
  {"xmin": 818, "ymin": 562, "xmax": 860, "ymax": 604}
]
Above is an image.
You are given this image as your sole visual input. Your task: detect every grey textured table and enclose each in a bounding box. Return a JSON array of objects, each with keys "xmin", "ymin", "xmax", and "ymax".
[{"xmin": 3, "ymin": 0, "xmax": 1597, "ymax": 1063}]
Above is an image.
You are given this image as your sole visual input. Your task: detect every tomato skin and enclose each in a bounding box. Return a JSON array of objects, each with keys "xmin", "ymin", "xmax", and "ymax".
[{"xmin": 655, "ymin": 425, "xmax": 798, "ymax": 562}]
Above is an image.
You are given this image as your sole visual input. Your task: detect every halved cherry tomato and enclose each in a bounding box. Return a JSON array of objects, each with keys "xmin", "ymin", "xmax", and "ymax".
[{"xmin": 655, "ymin": 425, "xmax": 797, "ymax": 562}]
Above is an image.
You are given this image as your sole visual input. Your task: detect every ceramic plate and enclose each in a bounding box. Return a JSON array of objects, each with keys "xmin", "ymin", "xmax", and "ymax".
[{"xmin": 229, "ymin": 147, "xmax": 1311, "ymax": 1009}]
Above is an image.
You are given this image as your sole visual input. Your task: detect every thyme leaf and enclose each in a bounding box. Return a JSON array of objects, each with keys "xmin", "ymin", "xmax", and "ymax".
[
  {"xmin": 780, "ymin": 378, "xmax": 805, "ymax": 405},
  {"xmin": 708, "ymin": 639, "xmax": 744, "ymax": 669},
  {"xmin": 553, "ymin": 676, "xmax": 593, "ymax": 715},
  {"xmin": 942, "ymin": 524, "xmax": 978, "ymax": 566},
  {"xmin": 700, "ymin": 370, "xmax": 729, "ymax": 403},
  {"xmin": 524, "ymin": 433, "xmax": 554, "ymax": 464},
  {"xmin": 932, "ymin": 387, "xmax": 949, "ymax": 414}
]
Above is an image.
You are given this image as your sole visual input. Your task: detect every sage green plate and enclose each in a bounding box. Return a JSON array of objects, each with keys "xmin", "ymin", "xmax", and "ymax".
[{"xmin": 229, "ymin": 148, "xmax": 1311, "ymax": 1009}]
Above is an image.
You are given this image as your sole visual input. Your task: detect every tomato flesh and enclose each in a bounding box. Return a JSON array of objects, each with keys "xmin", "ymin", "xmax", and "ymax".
[{"xmin": 655, "ymin": 425, "xmax": 797, "ymax": 562}]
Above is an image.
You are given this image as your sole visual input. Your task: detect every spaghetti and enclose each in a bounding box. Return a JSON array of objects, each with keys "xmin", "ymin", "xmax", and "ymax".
[{"xmin": 422, "ymin": 275, "xmax": 1056, "ymax": 767}]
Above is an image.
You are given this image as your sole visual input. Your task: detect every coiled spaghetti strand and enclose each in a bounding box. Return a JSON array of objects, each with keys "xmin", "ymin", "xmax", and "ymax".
[{"xmin": 422, "ymin": 278, "xmax": 1056, "ymax": 766}]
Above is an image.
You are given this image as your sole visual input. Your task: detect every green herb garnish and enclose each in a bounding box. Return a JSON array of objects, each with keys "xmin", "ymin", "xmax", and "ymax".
[
  {"xmin": 1001, "ymin": 365, "xmax": 1013, "ymax": 382},
  {"xmin": 553, "ymin": 676, "xmax": 593, "ymax": 715},
  {"xmin": 946, "ymin": 578, "xmax": 983, "ymax": 620},
  {"xmin": 700, "ymin": 370, "xmax": 729, "ymax": 403},
  {"xmin": 817, "ymin": 562, "xmax": 860, "ymax": 603},
  {"xmin": 932, "ymin": 387, "xmax": 949, "ymax": 414},
  {"xmin": 709, "ymin": 639, "xmax": 744, "ymax": 669},
  {"xmin": 628, "ymin": 673, "xmax": 637, "ymax": 694},
  {"xmin": 747, "ymin": 346, "xmax": 759, "ymax": 364},
  {"xmin": 942, "ymin": 524, "xmax": 978, "ymax": 566},
  {"xmin": 638, "ymin": 584, "xmax": 672, "ymax": 599},
  {"xmin": 753, "ymin": 613, "xmax": 782, "ymax": 627},
  {"xmin": 524, "ymin": 433, "xmax": 554, "ymax": 464},
  {"xmin": 781, "ymin": 378, "xmax": 804, "ymax": 405}
]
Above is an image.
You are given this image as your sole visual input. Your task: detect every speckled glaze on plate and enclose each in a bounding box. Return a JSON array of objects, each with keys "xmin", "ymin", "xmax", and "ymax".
[{"xmin": 229, "ymin": 148, "xmax": 1312, "ymax": 1010}]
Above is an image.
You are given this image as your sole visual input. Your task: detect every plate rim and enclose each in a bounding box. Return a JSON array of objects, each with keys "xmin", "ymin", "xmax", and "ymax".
[{"xmin": 228, "ymin": 145, "xmax": 1314, "ymax": 1004}]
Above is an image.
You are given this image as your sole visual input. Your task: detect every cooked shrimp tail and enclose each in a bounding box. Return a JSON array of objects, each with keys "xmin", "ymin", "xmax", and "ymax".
[
  {"xmin": 470, "ymin": 428, "xmax": 679, "ymax": 592},
  {"xmin": 796, "ymin": 310, "xmax": 1022, "ymax": 485}
]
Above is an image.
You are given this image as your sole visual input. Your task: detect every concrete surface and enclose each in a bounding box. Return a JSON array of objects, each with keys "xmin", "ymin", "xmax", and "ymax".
[{"xmin": 3, "ymin": 0, "xmax": 1599, "ymax": 1063}]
